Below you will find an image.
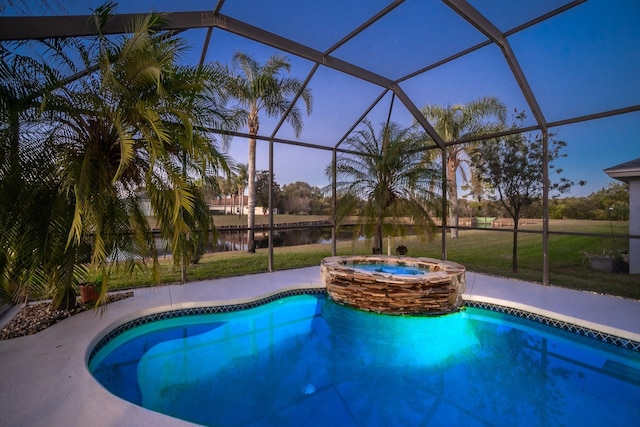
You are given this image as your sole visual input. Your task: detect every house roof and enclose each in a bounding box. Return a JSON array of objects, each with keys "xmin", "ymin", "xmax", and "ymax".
[{"xmin": 604, "ymin": 157, "xmax": 640, "ymax": 182}]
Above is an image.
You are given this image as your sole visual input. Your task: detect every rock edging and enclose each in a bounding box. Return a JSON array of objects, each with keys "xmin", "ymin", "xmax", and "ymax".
[{"xmin": 321, "ymin": 255, "xmax": 466, "ymax": 315}]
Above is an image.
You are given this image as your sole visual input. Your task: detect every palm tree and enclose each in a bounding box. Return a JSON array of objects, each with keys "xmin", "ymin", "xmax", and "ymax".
[
  {"xmin": 54, "ymin": 12, "xmax": 231, "ymax": 292},
  {"xmin": 221, "ymin": 52, "xmax": 312, "ymax": 252},
  {"xmin": 216, "ymin": 176, "xmax": 231, "ymax": 215},
  {"xmin": 1, "ymin": 7, "xmax": 231, "ymax": 308},
  {"xmin": 0, "ymin": 38, "xmax": 89, "ymax": 308},
  {"xmin": 420, "ymin": 96, "xmax": 506, "ymax": 238},
  {"xmin": 330, "ymin": 119, "xmax": 441, "ymax": 254},
  {"xmin": 0, "ymin": 136, "xmax": 82, "ymax": 309},
  {"xmin": 225, "ymin": 172, "xmax": 237, "ymax": 214},
  {"xmin": 234, "ymin": 163, "xmax": 249, "ymax": 217}
]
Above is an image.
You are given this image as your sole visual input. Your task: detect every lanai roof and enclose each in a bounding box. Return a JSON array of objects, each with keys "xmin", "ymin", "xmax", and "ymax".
[
  {"xmin": 2, "ymin": 0, "xmax": 640, "ymax": 283},
  {"xmin": 1, "ymin": 1, "xmax": 639, "ymax": 193}
]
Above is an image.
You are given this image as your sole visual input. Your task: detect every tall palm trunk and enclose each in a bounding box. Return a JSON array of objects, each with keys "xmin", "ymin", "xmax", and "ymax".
[
  {"xmin": 374, "ymin": 216, "xmax": 384, "ymax": 254},
  {"xmin": 247, "ymin": 111, "xmax": 258, "ymax": 252},
  {"xmin": 247, "ymin": 137, "xmax": 256, "ymax": 252},
  {"xmin": 232, "ymin": 192, "xmax": 237, "ymax": 215},
  {"xmin": 447, "ymin": 153, "xmax": 460, "ymax": 239},
  {"xmin": 247, "ymin": 105, "xmax": 260, "ymax": 253}
]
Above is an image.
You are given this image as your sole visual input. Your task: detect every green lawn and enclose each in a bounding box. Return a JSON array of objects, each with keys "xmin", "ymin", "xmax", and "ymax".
[{"xmin": 109, "ymin": 218, "xmax": 640, "ymax": 300}]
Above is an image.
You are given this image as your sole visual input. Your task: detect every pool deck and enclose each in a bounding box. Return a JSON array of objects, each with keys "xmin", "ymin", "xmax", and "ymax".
[{"xmin": 1, "ymin": 267, "xmax": 639, "ymax": 427}]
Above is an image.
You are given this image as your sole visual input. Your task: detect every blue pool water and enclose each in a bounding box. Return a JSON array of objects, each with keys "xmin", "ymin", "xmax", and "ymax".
[
  {"xmin": 89, "ymin": 295, "xmax": 640, "ymax": 426},
  {"xmin": 349, "ymin": 262, "xmax": 426, "ymax": 275}
]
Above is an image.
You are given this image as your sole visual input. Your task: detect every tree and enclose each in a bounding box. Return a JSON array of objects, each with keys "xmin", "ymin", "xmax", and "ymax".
[
  {"xmin": 549, "ymin": 197, "xmax": 597, "ymax": 220},
  {"xmin": 221, "ymin": 52, "xmax": 312, "ymax": 252},
  {"xmin": 0, "ymin": 139, "xmax": 81, "ymax": 309},
  {"xmin": 470, "ymin": 112, "xmax": 582, "ymax": 272},
  {"xmin": 309, "ymin": 191, "xmax": 331, "ymax": 215},
  {"xmin": 255, "ymin": 170, "xmax": 282, "ymax": 214},
  {"xmin": 0, "ymin": 4, "xmax": 232, "ymax": 308},
  {"xmin": 216, "ymin": 175, "xmax": 231, "ymax": 214},
  {"xmin": 1, "ymin": 27, "xmax": 101, "ymax": 309},
  {"xmin": 588, "ymin": 182, "xmax": 629, "ymax": 220},
  {"xmin": 330, "ymin": 119, "xmax": 441, "ymax": 254},
  {"xmin": 546, "ymin": 183, "xmax": 628, "ymax": 220},
  {"xmin": 61, "ymin": 9, "xmax": 234, "ymax": 289},
  {"xmin": 420, "ymin": 97, "xmax": 506, "ymax": 238},
  {"xmin": 0, "ymin": 35, "xmax": 73, "ymax": 306},
  {"xmin": 233, "ymin": 163, "xmax": 248, "ymax": 217},
  {"xmin": 197, "ymin": 174, "xmax": 220, "ymax": 206},
  {"xmin": 281, "ymin": 181, "xmax": 326, "ymax": 214}
]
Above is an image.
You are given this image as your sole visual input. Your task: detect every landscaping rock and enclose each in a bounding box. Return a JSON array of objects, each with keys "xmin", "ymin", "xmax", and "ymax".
[{"xmin": 0, "ymin": 292, "xmax": 133, "ymax": 340}]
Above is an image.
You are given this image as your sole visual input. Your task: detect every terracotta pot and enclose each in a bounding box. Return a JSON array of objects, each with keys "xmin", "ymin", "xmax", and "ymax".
[{"xmin": 79, "ymin": 284, "xmax": 100, "ymax": 304}]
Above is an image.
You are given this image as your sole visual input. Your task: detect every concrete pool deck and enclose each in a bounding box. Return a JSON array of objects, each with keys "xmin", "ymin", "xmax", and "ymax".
[{"xmin": 1, "ymin": 267, "xmax": 639, "ymax": 427}]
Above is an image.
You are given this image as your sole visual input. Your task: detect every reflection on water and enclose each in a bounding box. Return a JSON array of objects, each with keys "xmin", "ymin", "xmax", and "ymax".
[
  {"xmin": 153, "ymin": 227, "xmax": 342, "ymax": 255},
  {"xmin": 215, "ymin": 226, "xmax": 367, "ymax": 252},
  {"xmin": 220, "ymin": 227, "xmax": 336, "ymax": 251},
  {"xmin": 152, "ymin": 225, "xmax": 405, "ymax": 256}
]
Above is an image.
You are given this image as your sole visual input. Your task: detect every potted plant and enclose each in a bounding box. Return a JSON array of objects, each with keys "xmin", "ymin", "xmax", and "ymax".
[
  {"xmin": 581, "ymin": 249, "xmax": 615, "ymax": 273},
  {"xmin": 614, "ymin": 250, "xmax": 630, "ymax": 273},
  {"xmin": 78, "ymin": 277, "xmax": 101, "ymax": 304}
]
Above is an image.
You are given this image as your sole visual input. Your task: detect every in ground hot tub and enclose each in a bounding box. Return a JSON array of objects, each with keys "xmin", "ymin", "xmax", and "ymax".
[{"xmin": 321, "ymin": 255, "xmax": 466, "ymax": 315}]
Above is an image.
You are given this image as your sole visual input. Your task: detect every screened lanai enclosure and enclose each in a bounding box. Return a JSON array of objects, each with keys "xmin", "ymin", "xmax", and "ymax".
[{"xmin": 1, "ymin": 0, "xmax": 639, "ymax": 291}]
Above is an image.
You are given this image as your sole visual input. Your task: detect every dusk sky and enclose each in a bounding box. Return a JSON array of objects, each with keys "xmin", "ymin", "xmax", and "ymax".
[{"xmin": 6, "ymin": 0, "xmax": 640, "ymax": 197}]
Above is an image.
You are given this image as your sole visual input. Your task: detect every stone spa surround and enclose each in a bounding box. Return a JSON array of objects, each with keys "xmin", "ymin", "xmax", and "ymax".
[{"xmin": 321, "ymin": 255, "xmax": 466, "ymax": 315}]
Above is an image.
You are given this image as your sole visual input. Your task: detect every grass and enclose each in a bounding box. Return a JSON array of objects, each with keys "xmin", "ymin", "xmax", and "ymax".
[{"xmin": 108, "ymin": 219, "xmax": 640, "ymax": 300}]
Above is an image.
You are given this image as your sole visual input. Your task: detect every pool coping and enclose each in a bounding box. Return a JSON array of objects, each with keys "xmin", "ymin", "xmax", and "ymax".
[
  {"xmin": 2, "ymin": 267, "xmax": 640, "ymax": 427},
  {"xmin": 86, "ymin": 285, "xmax": 327, "ymax": 364},
  {"xmin": 88, "ymin": 287, "xmax": 640, "ymax": 368},
  {"xmin": 464, "ymin": 297, "xmax": 640, "ymax": 352}
]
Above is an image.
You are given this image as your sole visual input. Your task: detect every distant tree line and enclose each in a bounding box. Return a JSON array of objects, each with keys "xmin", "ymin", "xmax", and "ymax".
[
  {"xmin": 457, "ymin": 182, "xmax": 629, "ymax": 221},
  {"xmin": 254, "ymin": 172, "xmax": 330, "ymax": 215},
  {"xmin": 254, "ymin": 176, "xmax": 628, "ymax": 223}
]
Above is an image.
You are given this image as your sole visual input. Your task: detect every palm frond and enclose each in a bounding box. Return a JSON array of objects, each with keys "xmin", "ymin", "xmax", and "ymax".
[{"xmin": 330, "ymin": 119, "xmax": 442, "ymax": 252}]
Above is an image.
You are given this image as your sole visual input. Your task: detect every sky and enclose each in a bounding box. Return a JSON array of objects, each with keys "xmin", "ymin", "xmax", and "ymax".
[{"xmin": 5, "ymin": 0, "xmax": 640, "ymax": 197}]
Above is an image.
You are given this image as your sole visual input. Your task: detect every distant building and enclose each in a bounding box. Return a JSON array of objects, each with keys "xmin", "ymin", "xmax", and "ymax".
[
  {"xmin": 208, "ymin": 195, "xmax": 278, "ymax": 216},
  {"xmin": 137, "ymin": 190, "xmax": 277, "ymax": 220}
]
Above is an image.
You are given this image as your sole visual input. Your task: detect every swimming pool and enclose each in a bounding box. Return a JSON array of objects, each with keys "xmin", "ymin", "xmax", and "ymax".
[{"xmin": 89, "ymin": 292, "xmax": 640, "ymax": 426}]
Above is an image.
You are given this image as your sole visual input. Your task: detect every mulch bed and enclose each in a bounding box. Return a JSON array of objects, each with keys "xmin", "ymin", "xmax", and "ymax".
[{"xmin": 0, "ymin": 292, "xmax": 134, "ymax": 340}]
